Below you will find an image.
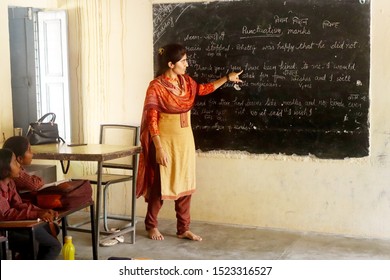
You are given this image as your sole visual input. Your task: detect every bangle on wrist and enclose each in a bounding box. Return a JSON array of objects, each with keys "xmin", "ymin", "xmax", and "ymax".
[{"xmin": 226, "ymin": 74, "xmax": 230, "ymax": 82}]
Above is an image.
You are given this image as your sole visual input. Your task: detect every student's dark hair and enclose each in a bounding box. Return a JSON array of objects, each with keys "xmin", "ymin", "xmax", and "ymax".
[
  {"xmin": 2, "ymin": 136, "xmax": 29, "ymax": 158},
  {"xmin": 156, "ymin": 43, "xmax": 187, "ymax": 77},
  {"xmin": 0, "ymin": 148, "xmax": 13, "ymax": 180}
]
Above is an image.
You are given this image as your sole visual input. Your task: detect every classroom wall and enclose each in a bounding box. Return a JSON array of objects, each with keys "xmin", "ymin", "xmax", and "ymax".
[
  {"xmin": 57, "ymin": 0, "xmax": 151, "ymax": 143},
  {"xmin": 1, "ymin": 0, "xmax": 390, "ymax": 240},
  {"xmin": 142, "ymin": 0, "xmax": 390, "ymax": 240}
]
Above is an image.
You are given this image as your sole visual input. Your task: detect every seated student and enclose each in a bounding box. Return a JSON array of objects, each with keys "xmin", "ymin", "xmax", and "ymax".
[
  {"xmin": 2, "ymin": 136, "xmax": 44, "ymax": 191},
  {"xmin": 4, "ymin": 136, "xmax": 122, "ymax": 247},
  {"xmin": 0, "ymin": 148, "xmax": 62, "ymax": 260}
]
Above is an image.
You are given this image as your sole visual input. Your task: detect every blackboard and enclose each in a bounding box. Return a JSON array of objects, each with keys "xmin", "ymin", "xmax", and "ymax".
[{"xmin": 153, "ymin": 0, "xmax": 370, "ymax": 159}]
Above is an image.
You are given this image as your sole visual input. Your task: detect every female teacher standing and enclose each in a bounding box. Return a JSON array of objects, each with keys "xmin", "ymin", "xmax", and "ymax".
[{"xmin": 137, "ymin": 43, "xmax": 243, "ymax": 241}]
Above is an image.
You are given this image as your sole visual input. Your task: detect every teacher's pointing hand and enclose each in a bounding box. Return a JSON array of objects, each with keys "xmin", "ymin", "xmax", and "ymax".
[{"xmin": 227, "ymin": 70, "xmax": 244, "ymax": 83}]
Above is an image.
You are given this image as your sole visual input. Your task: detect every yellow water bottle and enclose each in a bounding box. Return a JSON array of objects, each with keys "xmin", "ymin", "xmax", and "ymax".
[{"xmin": 62, "ymin": 235, "xmax": 75, "ymax": 260}]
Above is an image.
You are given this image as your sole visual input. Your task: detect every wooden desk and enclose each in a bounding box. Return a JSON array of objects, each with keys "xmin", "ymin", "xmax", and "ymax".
[
  {"xmin": 0, "ymin": 201, "xmax": 96, "ymax": 259},
  {"xmin": 31, "ymin": 143, "xmax": 142, "ymax": 259}
]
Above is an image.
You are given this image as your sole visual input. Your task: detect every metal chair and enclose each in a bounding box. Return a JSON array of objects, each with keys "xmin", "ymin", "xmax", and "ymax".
[{"xmin": 79, "ymin": 124, "xmax": 140, "ymax": 239}]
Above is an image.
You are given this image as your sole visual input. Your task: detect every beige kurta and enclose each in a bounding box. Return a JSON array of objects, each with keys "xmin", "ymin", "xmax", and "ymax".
[{"xmin": 158, "ymin": 112, "xmax": 196, "ymax": 200}]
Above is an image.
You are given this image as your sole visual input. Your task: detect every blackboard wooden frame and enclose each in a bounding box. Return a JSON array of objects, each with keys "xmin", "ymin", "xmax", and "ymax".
[{"xmin": 153, "ymin": 0, "xmax": 371, "ymax": 159}]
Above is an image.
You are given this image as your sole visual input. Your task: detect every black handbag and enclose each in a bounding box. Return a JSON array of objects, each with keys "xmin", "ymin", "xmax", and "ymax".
[{"xmin": 26, "ymin": 113, "xmax": 65, "ymax": 145}]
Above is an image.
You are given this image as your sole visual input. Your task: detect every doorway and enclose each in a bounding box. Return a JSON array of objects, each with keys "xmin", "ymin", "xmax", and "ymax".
[
  {"xmin": 8, "ymin": 7, "xmax": 38, "ymax": 136},
  {"xmin": 8, "ymin": 7, "xmax": 71, "ymax": 141}
]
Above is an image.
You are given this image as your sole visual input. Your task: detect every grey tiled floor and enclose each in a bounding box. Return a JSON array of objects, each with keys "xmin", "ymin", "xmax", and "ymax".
[{"xmin": 64, "ymin": 213, "xmax": 390, "ymax": 260}]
